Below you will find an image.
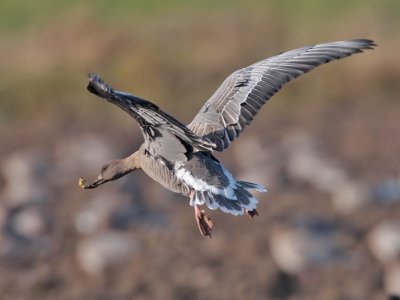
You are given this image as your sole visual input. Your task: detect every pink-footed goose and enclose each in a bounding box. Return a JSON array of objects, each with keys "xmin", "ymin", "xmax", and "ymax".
[{"xmin": 79, "ymin": 39, "xmax": 375, "ymax": 237}]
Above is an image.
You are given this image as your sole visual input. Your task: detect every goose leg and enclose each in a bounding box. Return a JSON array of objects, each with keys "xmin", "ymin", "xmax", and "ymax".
[
  {"xmin": 194, "ymin": 205, "xmax": 214, "ymax": 238},
  {"xmin": 246, "ymin": 209, "xmax": 259, "ymax": 219},
  {"xmin": 189, "ymin": 190, "xmax": 214, "ymax": 237}
]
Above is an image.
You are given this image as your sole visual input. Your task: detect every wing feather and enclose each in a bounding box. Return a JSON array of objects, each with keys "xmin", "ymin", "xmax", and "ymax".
[
  {"xmin": 87, "ymin": 74, "xmax": 216, "ymax": 160},
  {"xmin": 188, "ymin": 39, "xmax": 376, "ymax": 151}
]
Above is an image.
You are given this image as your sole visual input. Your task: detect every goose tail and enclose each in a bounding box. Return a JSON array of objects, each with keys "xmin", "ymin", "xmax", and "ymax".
[{"xmin": 190, "ymin": 181, "xmax": 267, "ymax": 216}]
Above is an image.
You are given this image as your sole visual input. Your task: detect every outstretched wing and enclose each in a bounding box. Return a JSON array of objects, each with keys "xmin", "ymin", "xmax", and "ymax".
[
  {"xmin": 188, "ymin": 39, "xmax": 376, "ymax": 151},
  {"xmin": 87, "ymin": 74, "xmax": 215, "ymax": 161}
]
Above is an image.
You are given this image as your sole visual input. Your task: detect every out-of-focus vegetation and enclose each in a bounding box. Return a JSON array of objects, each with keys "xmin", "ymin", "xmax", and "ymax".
[
  {"xmin": 1, "ymin": 0, "xmax": 399, "ymax": 122},
  {"xmin": 0, "ymin": 1, "xmax": 399, "ymax": 300},
  {"xmin": 1, "ymin": 0, "xmax": 400, "ymax": 31}
]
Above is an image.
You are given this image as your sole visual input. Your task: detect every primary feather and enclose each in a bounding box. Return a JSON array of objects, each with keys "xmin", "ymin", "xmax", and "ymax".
[{"xmin": 188, "ymin": 39, "xmax": 376, "ymax": 151}]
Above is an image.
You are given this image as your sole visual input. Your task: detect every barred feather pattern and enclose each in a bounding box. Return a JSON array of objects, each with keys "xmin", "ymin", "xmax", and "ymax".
[
  {"xmin": 175, "ymin": 162, "xmax": 267, "ymax": 215},
  {"xmin": 188, "ymin": 39, "xmax": 376, "ymax": 151}
]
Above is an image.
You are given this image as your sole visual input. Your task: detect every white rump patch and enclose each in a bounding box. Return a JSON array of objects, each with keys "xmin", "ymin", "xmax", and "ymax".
[{"xmin": 175, "ymin": 163, "xmax": 266, "ymax": 216}]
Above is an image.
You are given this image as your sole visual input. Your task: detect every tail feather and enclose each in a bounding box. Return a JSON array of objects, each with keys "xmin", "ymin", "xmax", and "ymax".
[
  {"xmin": 235, "ymin": 188, "xmax": 252, "ymax": 206},
  {"xmin": 213, "ymin": 193, "xmax": 243, "ymax": 214},
  {"xmin": 205, "ymin": 191, "xmax": 218, "ymax": 210},
  {"xmin": 190, "ymin": 180, "xmax": 267, "ymax": 216},
  {"xmin": 237, "ymin": 181, "xmax": 267, "ymax": 192}
]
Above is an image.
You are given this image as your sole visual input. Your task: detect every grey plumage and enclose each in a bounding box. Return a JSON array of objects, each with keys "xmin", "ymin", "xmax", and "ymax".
[
  {"xmin": 81, "ymin": 39, "xmax": 376, "ymax": 236},
  {"xmin": 188, "ymin": 39, "xmax": 376, "ymax": 151},
  {"xmin": 88, "ymin": 73, "xmax": 216, "ymax": 156}
]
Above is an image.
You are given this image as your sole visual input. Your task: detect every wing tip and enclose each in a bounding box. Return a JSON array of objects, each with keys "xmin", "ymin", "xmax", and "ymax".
[
  {"xmin": 346, "ymin": 38, "xmax": 377, "ymax": 50},
  {"xmin": 87, "ymin": 73, "xmax": 113, "ymax": 97}
]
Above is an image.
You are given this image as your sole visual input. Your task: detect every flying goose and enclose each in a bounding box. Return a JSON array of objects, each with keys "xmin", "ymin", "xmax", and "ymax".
[{"xmin": 79, "ymin": 39, "xmax": 375, "ymax": 237}]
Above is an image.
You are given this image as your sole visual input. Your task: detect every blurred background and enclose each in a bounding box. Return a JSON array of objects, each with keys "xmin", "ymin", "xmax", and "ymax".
[{"xmin": 0, "ymin": 1, "xmax": 399, "ymax": 299}]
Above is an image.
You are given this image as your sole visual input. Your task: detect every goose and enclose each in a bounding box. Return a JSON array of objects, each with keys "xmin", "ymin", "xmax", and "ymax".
[{"xmin": 79, "ymin": 39, "xmax": 375, "ymax": 237}]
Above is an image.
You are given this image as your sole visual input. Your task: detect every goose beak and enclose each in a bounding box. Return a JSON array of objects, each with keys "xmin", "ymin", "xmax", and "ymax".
[{"xmin": 79, "ymin": 176, "xmax": 104, "ymax": 189}]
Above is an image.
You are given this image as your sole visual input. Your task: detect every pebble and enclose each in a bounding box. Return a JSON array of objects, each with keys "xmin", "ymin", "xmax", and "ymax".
[
  {"xmin": 54, "ymin": 134, "xmax": 114, "ymax": 184},
  {"xmin": 384, "ymin": 263, "xmax": 400, "ymax": 297},
  {"xmin": 269, "ymin": 217, "xmax": 347, "ymax": 274},
  {"xmin": 283, "ymin": 132, "xmax": 347, "ymax": 193},
  {"xmin": 10, "ymin": 207, "xmax": 48, "ymax": 238},
  {"xmin": 372, "ymin": 178, "xmax": 400, "ymax": 204},
  {"xmin": 74, "ymin": 192, "xmax": 130, "ymax": 235},
  {"xmin": 76, "ymin": 231, "xmax": 139, "ymax": 275},
  {"xmin": 331, "ymin": 181, "xmax": 370, "ymax": 214},
  {"xmin": 1, "ymin": 149, "xmax": 53, "ymax": 206},
  {"xmin": 368, "ymin": 221, "xmax": 400, "ymax": 265}
]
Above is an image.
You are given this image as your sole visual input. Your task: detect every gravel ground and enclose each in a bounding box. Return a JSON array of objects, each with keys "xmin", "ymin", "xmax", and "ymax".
[{"xmin": 0, "ymin": 100, "xmax": 399, "ymax": 300}]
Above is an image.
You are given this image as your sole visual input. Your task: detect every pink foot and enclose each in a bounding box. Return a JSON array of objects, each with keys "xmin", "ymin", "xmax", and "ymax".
[{"xmin": 194, "ymin": 205, "xmax": 214, "ymax": 238}]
